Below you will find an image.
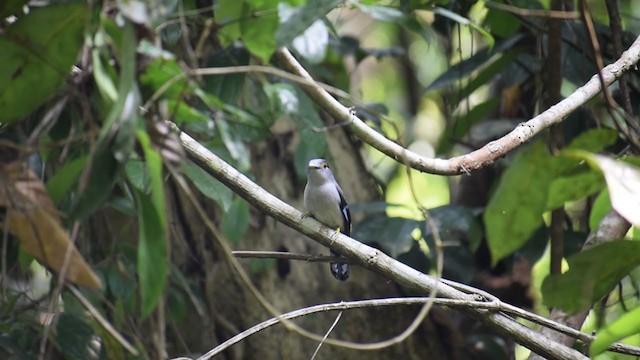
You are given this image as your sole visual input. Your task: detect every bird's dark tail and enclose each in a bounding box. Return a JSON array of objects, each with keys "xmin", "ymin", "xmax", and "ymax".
[{"xmin": 330, "ymin": 249, "xmax": 349, "ymax": 281}]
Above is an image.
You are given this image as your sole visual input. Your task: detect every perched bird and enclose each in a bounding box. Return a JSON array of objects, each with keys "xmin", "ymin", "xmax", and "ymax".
[{"xmin": 303, "ymin": 158, "xmax": 351, "ymax": 281}]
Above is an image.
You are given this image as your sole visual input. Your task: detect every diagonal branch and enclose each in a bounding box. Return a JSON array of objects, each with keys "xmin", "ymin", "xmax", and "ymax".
[
  {"xmin": 172, "ymin": 122, "xmax": 587, "ymax": 360},
  {"xmin": 274, "ymin": 34, "xmax": 640, "ymax": 175}
]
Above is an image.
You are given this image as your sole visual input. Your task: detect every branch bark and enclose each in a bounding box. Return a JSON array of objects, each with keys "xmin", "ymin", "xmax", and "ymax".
[{"xmin": 274, "ymin": 34, "xmax": 640, "ymax": 175}]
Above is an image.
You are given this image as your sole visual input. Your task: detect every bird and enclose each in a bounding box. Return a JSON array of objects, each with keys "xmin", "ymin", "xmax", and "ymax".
[{"xmin": 303, "ymin": 158, "xmax": 351, "ymax": 281}]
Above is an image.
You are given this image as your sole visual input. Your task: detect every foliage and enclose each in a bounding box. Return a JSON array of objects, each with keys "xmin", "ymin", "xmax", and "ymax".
[{"xmin": 1, "ymin": 0, "xmax": 640, "ymax": 358}]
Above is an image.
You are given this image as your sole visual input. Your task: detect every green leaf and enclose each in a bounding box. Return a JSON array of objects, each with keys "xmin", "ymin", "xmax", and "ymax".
[
  {"xmin": 425, "ymin": 205, "xmax": 482, "ymax": 283},
  {"xmin": 433, "ymin": 7, "xmax": 494, "ymax": 50},
  {"xmin": 55, "ymin": 314, "xmax": 95, "ymax": 360},
  {"xmin": 485, "ymin": 7, "xmax": 521, "ymax": 37},
  {"xmin": 46, "ymin": 156, "xmax": 88, "ymax": 206},
  {"xmin": 439, "ymin": 98, "xmax": 499, "ymax": 153},
  {"xmin": 569, "ymin": 152, "xmax": 640, "ymax": 228},
  {"xmin": 221, "ymin": 197, "xmax": 250, "ymax": 243},
  {"xmin": 218, "ymin": 118, "xmax": 251, "ymax": 171},
  {"xmin": 355, "ymin": 4, "xmax": 405, "ymax": 22},
  {"xmin": 215, "ymin": 0, "xmax": 244, "ymax": 46},
  {"xmin": 541, "ymin": 240, "xmax": 640, "ymax": 313},
  {"xmin": 135, "ymin": 189, "xmax": 168, "ymax": 318},
  {"xmin": 0, "ymin": 0, "xmax": 29, "ymax": 18},
  {"xmin": 428, "ymin": 205, "xmax": 483, "ymax": 252},
  {"xmin": 182, "ymin": 162, "xmax": 233, "ymax": 211},
  {"xmin": 545, "ymin": 170, "xmax": 605, "ymax": 210},
  {"xmin": 125, "ymin": 158, "xmax": 148, "ymax": 190},
  {"xmin": 565, "ymin": 128, "xmax": 618, "ymax": 152},
  {"xmin": 354, "ymin": 215, "xmax": 421, "ymax": 258},
  {"xmin": 289, "ymin": 17, "xmax": 329, "ymax": 64},
  {"xmin": 69, "ymin": 147, "xmax": 119, "ymax": 219},
  {"xmin": 484, "ymin": 142, "xmax": 554, "ymax": 265},
  {"xmin": 591, "ymin": 304, "xmax": 640, "ymax": 356},
  {"xmin": 92, "ymin": 46, "xmax": 118, "ymax": 103},
  {"xmin": 240, "ymin": 0, "xmax": 279, "ymax": 63},
  {"xmin": 276, "ymin": 0, "xmax": 340, "ymax": 47},
  {"xmin": 136, "ymin": 129, "xmax": 166, "ymax": 225},
  {"xmin": 140, "ymin": 58, "xmax": 190, "ymax": 101},
  {"xmin": 589, "ymin": 189, "xmax": 611, "ymax": 231},
  {"xmin": 0, "ymin": 4, "xmax": 86, "ymax": 123},
  {"xmin": 425, "ymin": 34, "xmax": 523, "ymax": 93}
]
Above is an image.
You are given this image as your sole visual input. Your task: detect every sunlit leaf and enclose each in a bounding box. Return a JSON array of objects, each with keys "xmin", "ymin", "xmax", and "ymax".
[
  {"xmin": 565, "ymin": 128, "xmax": 618, "ymax": 152},
  {"xmin": 485, "ymin": 142, "xmax": 554, "ymax": 265},
  {"xmin": 589, "ymin": 189, "xmax": 611, "ymax": 231},
  {"xmin": 541, "ymin": 240, "xmax": 640, "ymax": 313},
  {"xmin": 545, "ymin": 170, "xmax": 604, "ymax": 210},
  {"xmin": 591, "ymin": 304, "xmax": 640, "ymax": 356},
  {"xmin": 240, "ymin": 0, "xmax": 279, "ymax": 63}
]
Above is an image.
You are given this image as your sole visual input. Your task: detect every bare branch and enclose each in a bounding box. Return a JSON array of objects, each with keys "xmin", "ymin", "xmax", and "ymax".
[
  {"xmin": 274, "ymin": 35, "xmax": 640, "ymax": 175},
  {"xmin": 232, "ymin": 250, "xmax": 357, "ymax": 264}
]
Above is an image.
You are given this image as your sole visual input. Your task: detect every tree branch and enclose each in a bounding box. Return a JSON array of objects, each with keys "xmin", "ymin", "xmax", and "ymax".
[
  {"xmin": 173, "ymin": 122, "xmax": 587, "ymax": 360},
  {"xmin": 232, "ymin": 250, "xmax": 357, "ymax": 264},
  {"xmin": 274, "ymin": 35, "xmax": 640, "ymax": 175},
  {"xmin": 192, "ymin": 295, "xmax": 640, "ymax": 360}
]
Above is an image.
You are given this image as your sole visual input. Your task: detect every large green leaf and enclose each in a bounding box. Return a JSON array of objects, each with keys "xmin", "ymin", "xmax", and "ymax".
[
  {"xmin": 135, "ymin": 189, "xmax": 168, "ymax": 318},
  {"xmin": 545, "ymin": 170, "xmax": 605, "ymax": 210},
  {"xmin": 590, "ymin": 304, "xmax": 640, "ymax": 356},
  {"xmin": 484, "ymin": 142, "xmax": 554, "ymax": 265},
  {"xmin": 239, "ymin": 0, "xmax": 279, "ymax": 63},
  {"xmin": 0, "ymin": 3, "xmax": 86, "ymax": 123},
  {"xmin": 541, "ymin": 240, "xmax": 640, "ymax": 314}
]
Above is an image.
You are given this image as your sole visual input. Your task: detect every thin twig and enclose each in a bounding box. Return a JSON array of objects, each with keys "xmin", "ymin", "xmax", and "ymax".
[
  {"xmin": 486, "ymin": 1, "xmax": 579, "ymax": 19},
  {"xmin": 67, "ymin": 285, "xmax": 139, "ymax": 355},
  {"xmin": 311, "ymin": 311, "xmax": 342, "ymax": 360}
]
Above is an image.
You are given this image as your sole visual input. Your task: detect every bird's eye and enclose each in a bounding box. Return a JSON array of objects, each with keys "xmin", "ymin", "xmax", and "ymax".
[{"xmin": 321, "ymin": 163, "xmax": 328, "ymax": 169}]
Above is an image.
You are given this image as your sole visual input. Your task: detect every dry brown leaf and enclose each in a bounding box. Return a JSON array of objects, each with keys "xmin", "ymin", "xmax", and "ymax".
[{"xmin": 0, "ymin": 161, "xmax": 102, "ymax": 289}]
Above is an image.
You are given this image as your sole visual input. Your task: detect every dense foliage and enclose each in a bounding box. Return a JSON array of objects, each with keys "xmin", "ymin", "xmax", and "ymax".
[{"xmin": 2, "ymin": 0, "xmax": 640, "ymax": 359}]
